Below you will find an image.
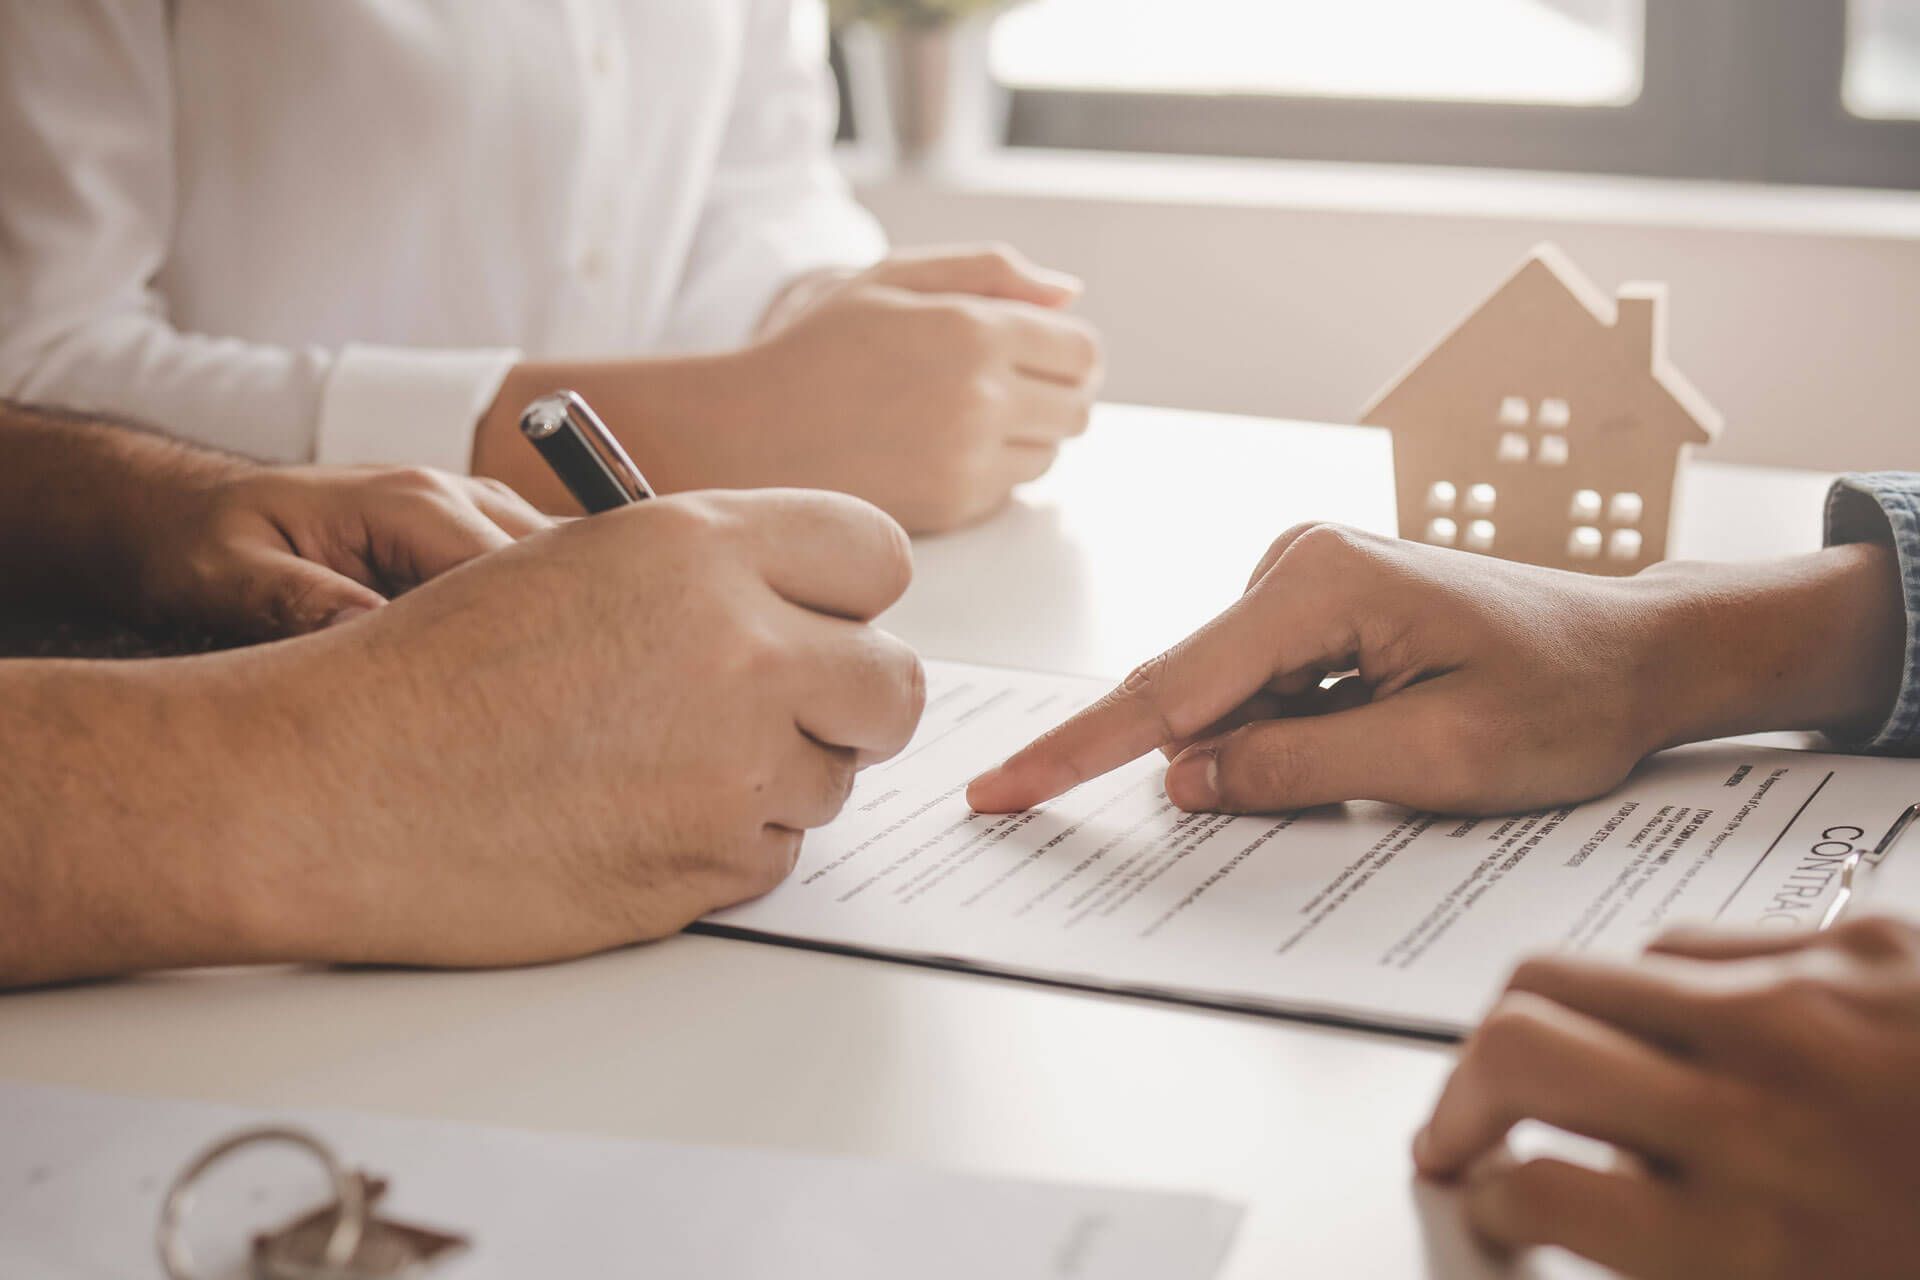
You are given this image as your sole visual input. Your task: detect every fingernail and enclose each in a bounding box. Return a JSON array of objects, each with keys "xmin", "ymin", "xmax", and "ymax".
[
  {"xmin": 967, "ymin": 763, "xmax": 1010, "ymax": 810},
  {"xmin": 324, "ymin": 604, "xmax": 376, "ymax": 628},
  {"xmin": 1035, "ymin": 266, "xmax": 1084, "ymax": 294},
  {"xmin": 1164, "ymin": 748, "xmax": 1220, "ymax": 810}
]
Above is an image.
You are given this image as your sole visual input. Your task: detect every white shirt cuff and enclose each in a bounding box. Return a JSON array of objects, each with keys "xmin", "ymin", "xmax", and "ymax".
[{"xmin": 314, "ymin": 343, "xmax": 520, "ymax": 473}]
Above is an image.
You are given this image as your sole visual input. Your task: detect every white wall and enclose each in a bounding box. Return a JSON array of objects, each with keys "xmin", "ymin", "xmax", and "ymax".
[{"xmin": 853, "ymin": 152, "xmax": 1920, "ymax": 473}]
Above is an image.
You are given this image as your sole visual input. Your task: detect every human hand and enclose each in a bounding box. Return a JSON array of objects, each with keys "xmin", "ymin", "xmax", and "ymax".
[
  {"xmin": 261, "ymin": 488, "xmax": 925, "ymax": 968},
  {"xmin": 718, "ymin": 243, "xmax": 1104, "ymax": 532},
  {"xmin": 1414, "ymin": 915, "xmax": 1920, "ymax": 1279},
  {"xmin": 966, "ymin": 525, "xmax": 1905, "ymax": 816},
  {"xmin": 136, "ymin": 464, "xmax": 550, "ymax": 639}
]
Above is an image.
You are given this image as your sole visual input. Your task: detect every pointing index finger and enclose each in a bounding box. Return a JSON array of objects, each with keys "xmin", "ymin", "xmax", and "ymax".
[{"xmin": 967, "ymin": 587, "xmax": 1323, "ymax": 812}]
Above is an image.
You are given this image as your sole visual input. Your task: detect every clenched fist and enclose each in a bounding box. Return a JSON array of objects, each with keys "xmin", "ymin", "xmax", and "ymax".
[
  {"xmin": 474, "ymin": 243, "xmax": 1105, "ymax": 535},
  {"xmin": 253, "ymin": 488, "xmax": 928, "ymax": 969},
  {"xmin": 737, "ymin": 244, "xmax": 1104, "ymax": 530}
]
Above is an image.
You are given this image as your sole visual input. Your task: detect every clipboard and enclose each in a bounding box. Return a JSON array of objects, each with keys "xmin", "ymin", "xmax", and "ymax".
[{"xmin": 1826, "ymin": 799, "xmax": 1920, "ymax": 928}]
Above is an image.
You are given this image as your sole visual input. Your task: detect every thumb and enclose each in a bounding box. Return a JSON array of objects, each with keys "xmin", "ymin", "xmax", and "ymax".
[
  {"xmin": 218, "ymin": 546, "xmax": 387, "ymax": 639},
  {"xmin": 873, "ymin": 245, "xmax": 1082, "ymax": 307},
  {"xmin": 1164, "ymin": 695, "xmax": 1446, "ymax": 814}
]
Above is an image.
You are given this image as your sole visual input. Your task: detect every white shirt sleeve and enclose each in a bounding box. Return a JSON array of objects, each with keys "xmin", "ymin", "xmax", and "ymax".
[
  {"xmin": 0, "ymin": 2, "xmax": 515, "ymax": 471},
  {"xmin": 659, "ymin": 0, "xmax": 889, "ymax": 352}
]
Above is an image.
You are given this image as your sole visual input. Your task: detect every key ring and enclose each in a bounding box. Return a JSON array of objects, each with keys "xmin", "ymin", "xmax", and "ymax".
[{"xmin": 158, "ymin": 1127, "xmax": 366, "ymax": 1280}]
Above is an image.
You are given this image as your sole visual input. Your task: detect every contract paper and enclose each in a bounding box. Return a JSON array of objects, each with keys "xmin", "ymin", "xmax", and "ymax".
[
  {"xmin": 706, "ymin": 661, "xmax": 1920, "ymax": 1037},
  {"xmin": 0, "ymin": 1083, "xmax": 1242, "ymax": 1280}
]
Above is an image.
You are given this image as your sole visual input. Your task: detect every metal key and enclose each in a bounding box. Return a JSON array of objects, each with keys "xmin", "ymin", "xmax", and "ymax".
[{"xmin": 158, "ymin": 1126, "xmax": 469, "ymax": 1280}]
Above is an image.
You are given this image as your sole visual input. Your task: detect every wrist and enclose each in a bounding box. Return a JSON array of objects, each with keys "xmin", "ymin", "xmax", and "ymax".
[
  {"xmin": 471, "ymin": 353, "xmax": 753, "ymax": 506},
  {"xmin": 0, "ymin": 403, "xmax": 254, "ymax": 616},
  {"xmin": 121, "ymin": 457, "xmax": 259, "ymax": 621},
  {"xmin": 0, "ymin": 652, "xmax": 315, "ymax": 983},
  {"xmin": 196, "ymin": 631, "xmax": 408, "ymax": 967},
  {"xmin": 757, "ymin": 266, "xmax": 856, "ymax": 337},
  {"xmin": 1638, "ymin": 545, "xmax": 1906, "ymax": 750}
]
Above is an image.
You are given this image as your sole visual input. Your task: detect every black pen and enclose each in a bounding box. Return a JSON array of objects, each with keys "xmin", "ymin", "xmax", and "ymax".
[{"xmin": 518, "ymin": 390, "xmax": 655, "ymax": 513}]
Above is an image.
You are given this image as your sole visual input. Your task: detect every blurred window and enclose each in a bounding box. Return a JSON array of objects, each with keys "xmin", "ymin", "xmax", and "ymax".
[
  {"xmin": 1847, "ymin": 0, "xmax": 1920, "ymax": 120},
  {"xmin": 991, "ymin": 0, "xmax": 1644, "ymax": 106},
  {"xmin": 955, "ymin": 0, "xmax": 1920, "ymax": 189}
]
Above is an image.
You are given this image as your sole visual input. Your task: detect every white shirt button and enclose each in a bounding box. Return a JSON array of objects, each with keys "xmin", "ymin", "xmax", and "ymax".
[
  {"xmin": 591, "ymin": 44, "xmax": 614, "ymax": 78},
  {"xmin": 578, "ymin": 247, "xmax": 607, "ymax": 278}
]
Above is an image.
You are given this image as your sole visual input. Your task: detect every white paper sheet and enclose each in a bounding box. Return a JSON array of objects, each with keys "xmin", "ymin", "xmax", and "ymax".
[
  {"xmin": 0, "ymin": 1082, "xmax": 1243, "ymax": 1280},
  {"xmin": 707, "ymin": 661, "xmax": 1920, "ymax": 1037}
]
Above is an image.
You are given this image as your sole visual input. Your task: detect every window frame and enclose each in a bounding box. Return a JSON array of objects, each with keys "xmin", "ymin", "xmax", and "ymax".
[{"xmin": 993, "ymin": 0, "xmax": 1920, "ymax": 188}]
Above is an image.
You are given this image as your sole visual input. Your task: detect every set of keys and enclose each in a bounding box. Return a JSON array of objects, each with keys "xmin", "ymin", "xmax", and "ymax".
[{"xmin": 157, "ymin": 1127, "xmax": 470, "ymax": 1280}]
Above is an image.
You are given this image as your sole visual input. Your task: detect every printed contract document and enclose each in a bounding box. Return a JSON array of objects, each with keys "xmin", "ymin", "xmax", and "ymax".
[{"xmin": 708, "ymin": 661, "xmax": 1920, "ymax": 1036}]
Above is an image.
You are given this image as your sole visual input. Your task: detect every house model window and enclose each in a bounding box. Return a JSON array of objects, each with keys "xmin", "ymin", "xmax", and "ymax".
[{"xmin": 1359, "ymin": 244, "xmax": 1722, "ymax": 576}]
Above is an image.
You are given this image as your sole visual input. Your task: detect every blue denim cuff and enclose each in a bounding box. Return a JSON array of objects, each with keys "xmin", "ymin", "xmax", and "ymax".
[{"xmin": 1824, "ymin": 473, "xmax": 1920, "ymax": 755}]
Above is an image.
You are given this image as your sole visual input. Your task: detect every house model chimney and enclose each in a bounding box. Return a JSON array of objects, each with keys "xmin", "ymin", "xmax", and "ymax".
[
  {"xmin": 1361, "ymin": 246, "xmax": 1721, "ymax": 577},
  {"xmin": 1615, "ymin": 283, "xmax": 1665, "ymax": 367}
]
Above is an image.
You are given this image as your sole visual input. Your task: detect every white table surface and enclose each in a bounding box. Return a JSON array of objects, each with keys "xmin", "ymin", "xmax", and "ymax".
[{"xmin": 0, "ymin": 405, "xmax": 1835, "ymax": 1279}]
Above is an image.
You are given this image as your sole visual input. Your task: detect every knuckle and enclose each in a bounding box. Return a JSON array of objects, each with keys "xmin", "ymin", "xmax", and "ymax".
[
  {"xmin": 713, "ymin": 616, "xmax": 788, "ymax": 686},
  {"xmin": 966, "ymin": 370, "xmax": 1011, "ymax": 419},
  {"xmin": 1219, "ymin": 724, "xmax": 1313, "ymax": 809},
  {"xmin": 1072, "ymin": 323, "xmax": 1104, "ymax": 369},
  {"xmin": 1723, "ymin": 972, "xmax": 1837, "ymax": 1028},
  {"xmin": 1472, "ymin": 994, "xmax": 1556, "ymax": 1073},
  {"xmin": 748, "ymin": 830, "xmax": 802, "ymax": 897},
  {"xmin": 384, "ymin": 465, "xmax": 452, "ymax": 496},
  {"xmin": 935, "ymin": 305, "xmax": 998, "ymax": 362},
  {"xmin": 978, "ymin": 241, "xmax": 1023, "ymax": 275},
  {"xmin": 1835, "ymin": 914, "xmax": 1916, "ymax": 959},
  {"xmin": 867, "ymin": 637, "xmax": 928, "ymax": 746},
  {"xmin": 1269, "ymin": 523, "xmax": 1323, "ymax": 558},
  {"xmin": 1118, "ymin": 651, "xmax": 1179, "ymax": 741},
  {"xmin": 263, "ymin": 575, "xmax": 333, "ymax": 634},
  {"xmin": 808, "ymin": 491, "xmax": 916, "ymax": 587},
  {"xmin": 649, "ymin": 493, "xmax": 729, "ymax": 547},
  {"xmin": 819, "ymin": 754, "xmax": 859, "ymax": 817},
  {"xmin": 900, "ymin": 650, "xmax": 929, "ymax": 732},
  {"xmin": 1772, "ymin": 972, "xmax": 1842, "ymax": 1010},
  {"xmin": 1285, "ymin": 522, "xmax": 1369, "ymax": 569},
  {"xmin": 1505, "ymin": 955, "xmax": 1566, "ymax": 996},
  {"xmin": 868, "ymin": 509, "xmax": 916, "ymax": 600},
  {"xmin": 1063, "ymin": 395, "xmax": 1094, "ymax": 438}
]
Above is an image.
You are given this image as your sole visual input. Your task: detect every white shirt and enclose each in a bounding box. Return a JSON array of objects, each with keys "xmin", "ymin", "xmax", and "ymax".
[{"xmin": 0, "ymin": 1, "xmax": 884, "ymax": 472}]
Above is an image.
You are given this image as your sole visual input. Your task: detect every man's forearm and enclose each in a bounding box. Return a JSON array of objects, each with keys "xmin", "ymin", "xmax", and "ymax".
[
  {"xmin": 1645, "ymin": 542, "xmax": 1907, "ymax": 749},
  {"xmin": 0, "ymin": 401, "xmax": 249, "ymax": 612},
  {"xmin": 0, "ymin": 652, "xmax": 305, "ymax": 987}
]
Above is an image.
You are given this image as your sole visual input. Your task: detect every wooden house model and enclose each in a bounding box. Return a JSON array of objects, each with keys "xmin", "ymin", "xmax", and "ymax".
[{"xmin": 1360, "ymin": 245, "xmax": 1722, "ymax": 575}]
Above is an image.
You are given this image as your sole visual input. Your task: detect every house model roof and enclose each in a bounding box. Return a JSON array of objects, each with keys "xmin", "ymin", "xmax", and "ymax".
[{"xmin": 1360, "ymin": 243, "xmax": 1722, "ymax": 446}]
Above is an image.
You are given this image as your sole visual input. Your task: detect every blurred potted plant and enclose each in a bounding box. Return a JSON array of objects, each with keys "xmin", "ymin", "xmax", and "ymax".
[{"xmin": 830, "ymin": 0, "xmax": 1020, "ymax": 170}]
